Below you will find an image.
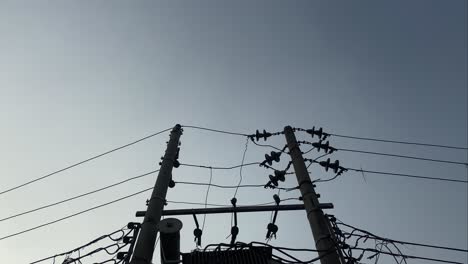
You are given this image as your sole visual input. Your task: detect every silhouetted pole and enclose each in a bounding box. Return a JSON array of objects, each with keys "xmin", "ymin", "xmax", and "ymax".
[
  {"xmin": 284, "ymin": 126, "xmax": 342, "ymax": 264},
  {"xmin": 130, "ymin": 124, "xmax": 182, "ymax": 264}
]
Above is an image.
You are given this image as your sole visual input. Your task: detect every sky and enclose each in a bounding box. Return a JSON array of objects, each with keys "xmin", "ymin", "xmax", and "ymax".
[{"xmin": 0, "ymin": 0, "xmax": 467, "ymax": 263}]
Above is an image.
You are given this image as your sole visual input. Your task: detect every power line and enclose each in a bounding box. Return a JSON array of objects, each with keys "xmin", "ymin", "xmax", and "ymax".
[
  {"xmin": 337, "ymin": 148, "xmax": 467, "ymax": 166},
  {"xmin": 234, "ymin": 138, "xmax": 250, "ymax": 198},
  {"xmin": 0, "ymin": 170, "xmax": 159, "ymax": 222},
  {"xmin": 181, "ymin": 125, "xmax": 250, "ymax": 137},
  {"xmin": 179, "ymin": 162, "xmax": 261, "ymax": 170},
  {"xmin": 0, "ymin": 188, "xmax": 153, "ymax": 241},
  {"xmin": 337, "ymin": 220, "xmax": 468, "ymax": 255},
  {"xmin": 351, "ymin": 247, "xmax": 463, "ymax": 264},
  {"xmin": 30, "ymin": 227, "xmax": 129, "ymax": 263},
  {"xmin": 0, "ymin": 127, "xmax": 172, "ymax": 197},
  {"xmin": 201, "ymin": 168, "xmax": 213, "ymax": 231},
  {"xmin": 347, "ymin": 167, "xmax": 468, "ymax": 184},
  {"xmin": 345, "ymin": 233, "xmax": 468, "ymax": 253},
  {"xmin": 328, "ymin": 133, "xmax": 468, "ymax": 150}
]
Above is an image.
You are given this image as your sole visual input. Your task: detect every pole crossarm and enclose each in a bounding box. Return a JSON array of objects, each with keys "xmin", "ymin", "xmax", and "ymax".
[{"xmin": 135, "ymin": 203, "xmax": 334, "ymax": 217}]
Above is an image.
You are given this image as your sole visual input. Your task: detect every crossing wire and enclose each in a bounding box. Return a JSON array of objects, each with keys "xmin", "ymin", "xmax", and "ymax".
[{"xmin": 0, "ymin": 127, "xmax": 172, "ymax": 196}]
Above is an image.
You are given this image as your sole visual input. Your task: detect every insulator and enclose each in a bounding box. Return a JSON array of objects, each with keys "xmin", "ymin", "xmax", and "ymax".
[
  {"xmin": 273, "ymin": 194, "xmax": 281, "ymax": 205},
  {"xmin": 266, "ymin": 223, "xmax": 279, "ymax": 239},
  {"xmin": 268, "ymin": 175, "xmax": 279, "ymax": 186},
  {"xmin": 193, "ymin": 228, "xmax": 202, "ymax": 246},
  {"xmin": 173, "ymin": 159, "xmax": 180, "ymax": 168},
  {"xmin": 329, "ymin": 160, "xmax": 340, "ymax": 173},
  {"xmin": 319, "ymin": 158, "xmax": 332, "ymax": 171},
  {"xmin": 274, "ymin": 170, "xmax": 286, "ymax": 182},
  {"xmin": 169, "ymin": 179, "xmax": 176, "ymax": 188},
  {"xmin": 255, "ymin": 129, "xmax": 272, "ymax": 141},
  {"xmin": 123, "ymin": 236, "xmax": 133, "ymax": 244},
  {"xmin": 116, "ymin": 252, "xmax": 128, "ymax": 260},
  {"xmin": 127, "ymin": 222, "xmax": 141, "ymax": 229},
  {"xmin": 231, "ymin": 197, "xmax": 237, "ymax": 206}
]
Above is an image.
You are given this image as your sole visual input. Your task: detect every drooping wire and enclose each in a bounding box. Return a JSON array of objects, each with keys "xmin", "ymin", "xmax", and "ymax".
[
  {"xmin": 0, "ymin": 127, "xmax": 172, "ymax": 196},
  {"xmin": 234, "ymin": 137, "xmax": 249, "ymax": 198},
  {"xmin": 201, "ymin": 168, "xmax": 213, "ymax": 232},
  {"xmin": 180, "ymin": 162, "xmax": 261, "ymax": 170},
  {"xmin": 181, "ymin": 125, "xmax": 250, "ymax": 137},
  {"xmin": 250, "ymin": 138, "xmax": 287, "ymax": 153},
  {"xmin": 1, "ymin": 170, "xmax": 159, "ymax": 222},
  {"xmin": 0, "ymin": 188, "xmax": 153, "ymax": 241}
]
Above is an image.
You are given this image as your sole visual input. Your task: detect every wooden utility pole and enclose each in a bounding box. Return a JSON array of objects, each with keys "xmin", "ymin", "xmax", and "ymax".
[
  {"xmin": 284, "ymin": 126, "xmax": 343, "ymax": 264},
  {"xmin": 130, "ymin": 124, "xmax": 183, "ymax": 264}
]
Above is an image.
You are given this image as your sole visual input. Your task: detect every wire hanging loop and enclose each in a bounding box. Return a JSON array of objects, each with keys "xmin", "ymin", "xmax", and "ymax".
[
  {"xmin": 266, "ymin": 194, "xmax": 281, "ymax": 240},
  {"xmin": 192, "ymin": 214, "xmax": 203, "ymax": 247},
  {"xmin": 230, "ymin": 198, "xmax": 239, "ymax": 245}
]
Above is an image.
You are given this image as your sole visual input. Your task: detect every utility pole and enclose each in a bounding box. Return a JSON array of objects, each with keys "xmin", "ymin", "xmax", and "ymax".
[
  {"xmin": 130, "ymin": 124, "xmax": 183, "ymax": 264},
  {"xmin": 284, "ymin": 126, "xmax": 343, "ymax": 264}
]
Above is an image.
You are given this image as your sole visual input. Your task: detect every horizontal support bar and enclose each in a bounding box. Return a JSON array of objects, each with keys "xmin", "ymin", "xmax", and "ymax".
[{"xmin": 135, "ymin": 203, "xmax": 333, "ymax": 217}]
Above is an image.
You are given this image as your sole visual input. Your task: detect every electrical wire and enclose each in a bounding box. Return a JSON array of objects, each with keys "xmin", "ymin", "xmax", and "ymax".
[
  {"xmin": 346, "ymin": 233, "xmax": 468, "ymax": 253},
  {"xmin": 0, "ymin": 188, "xmax": 153, "ymax": 241},
  {"xmin": 234, "ymin": 138, "xmax": 250, "ymax": 198},
  {"xmin": 30, "ymin": 227, "xmax": 130, "ymax": 263},
  {"xmin": 338, "ymin": 221, "xmax": 468, "ymax": 253},
  {"xmin": 351, "ymin": 247, "xmax": 463, "ymax": 264},
  {"xmin": 179, "ymin": 162, "xmax": 261, "ymax": 170},
  {"xmin": 0, "ymin": 170, "xmax": 159, "ymax": 222},
  {"xmin": 328, "ymin": 133, "xmax": 468, "ymax": 150},
  {"xmin": 337, "ymin": 148, "xmax": 467, "ymax": 166},
  {"xmin": 201, "ymin": 168, "xmax": 213, "ymax": 231},
  {"xmin": 181, "ymin": 125, "xmax": 250, "ymax": 137},
  {"xmin": 347, "ymin": 167, "xmax": 468, "ymax": 184},
  {"xmin": 0, "ymin": 127, "xmax": 171, "ymax": 197},
  {"xmin": 250, "ymin": 139, "xmax": 286, "ymax": 153}
]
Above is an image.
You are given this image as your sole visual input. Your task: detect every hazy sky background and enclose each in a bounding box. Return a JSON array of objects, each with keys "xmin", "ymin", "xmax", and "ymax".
[{"xmin": 0, "ymin": 1, "xmax": 467, "ymax": 263}]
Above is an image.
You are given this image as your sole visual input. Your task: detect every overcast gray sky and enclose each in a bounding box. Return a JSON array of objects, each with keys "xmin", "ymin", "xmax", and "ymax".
[{"xmin": 0, "ymin": 1, "xmax": 467, "ymax": 263}]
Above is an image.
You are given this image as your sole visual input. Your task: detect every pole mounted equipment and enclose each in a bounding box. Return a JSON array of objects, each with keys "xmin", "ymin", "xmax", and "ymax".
[
  {"xmin": 284, "ymin": 125, "xmax": 343, "ymax": 264},
  {"xmin": 130, "ymin": 124, "xmax": 183, "ymax": 264}
]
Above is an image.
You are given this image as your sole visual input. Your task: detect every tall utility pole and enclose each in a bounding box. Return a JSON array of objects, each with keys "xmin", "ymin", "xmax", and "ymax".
[
  {"xmin": 284, "ymin": 126, "xmax": 343, "ymax": 264},
  {"xmin": 130, "ymin": 124, "xmax": 183, "ymax": 264}
]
